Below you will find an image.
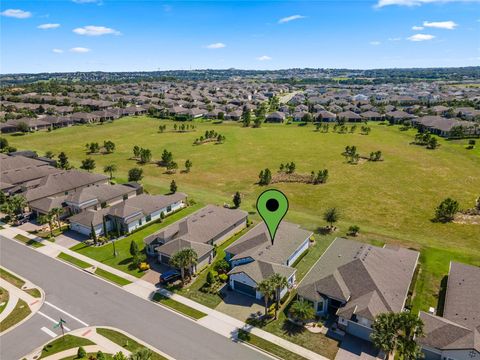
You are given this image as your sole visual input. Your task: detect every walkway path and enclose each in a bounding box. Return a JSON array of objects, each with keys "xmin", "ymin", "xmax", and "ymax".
[{"xmin": 1, "ymin": 224, "xmax": 328, "ymax": 360}]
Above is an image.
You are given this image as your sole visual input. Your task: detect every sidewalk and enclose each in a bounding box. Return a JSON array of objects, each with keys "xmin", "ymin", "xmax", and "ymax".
[{"xmin": 1, "ymin": 225, "xmax": 328, "ymax": 360}]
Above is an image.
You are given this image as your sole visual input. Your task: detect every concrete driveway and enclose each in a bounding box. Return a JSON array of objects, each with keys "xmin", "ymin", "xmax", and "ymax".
[
  {"xmin": 335, "ymin": 334, "xmax": 383, "ymax": 360},
  {"xmin": 216, "ymin": 286, "xmax": 264, "ymax": 321},
  {"xmin": 141, "ymin": 258, "xmax": 172, "ymax": 285},
  {"xmin": 55, "ymin": 230, "xmax": 88, "ymax": 248}
]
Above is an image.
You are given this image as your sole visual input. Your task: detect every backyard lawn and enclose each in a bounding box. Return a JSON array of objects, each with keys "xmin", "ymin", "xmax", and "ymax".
[
  {"xmin": 70, "ymin": 204, "xmax": 202, "ymax": 277},
  {"xmin": 8, "ymin": 116, "xmax": 480, "ymax": 316}
]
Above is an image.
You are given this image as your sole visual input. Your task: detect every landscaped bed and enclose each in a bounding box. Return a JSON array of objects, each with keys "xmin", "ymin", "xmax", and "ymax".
[
  {"xmin": 39, "ymin": 335, "xmax": 94, "ymax": 359},
  {"xmin": 96, "ymin": 328, "xmax": 168, "ymax": 360},
  {"xmin": 152, "ymin": 293, "xmax": 207, "ymax": 320},
  {"xmin": 0, "ymin": 299, "xmax": 31, "ymax": 332}
]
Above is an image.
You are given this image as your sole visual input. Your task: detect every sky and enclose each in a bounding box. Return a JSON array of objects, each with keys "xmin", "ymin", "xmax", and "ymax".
[{"xmin": 1, "ymin": 0, "xmax": 479, "ymax": 73}]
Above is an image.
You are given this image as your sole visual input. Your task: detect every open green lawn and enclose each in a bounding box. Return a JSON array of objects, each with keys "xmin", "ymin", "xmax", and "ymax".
[
  {"xmin": 0, "ymin": 299, "xmax": 31, "ymax": 332},
  {"xmin": 94, "ymin": 267, "xmax": 132, "ymax": 286},
  {"xmin": 39, "ymin": 335, "xmax": 94, "ymax": 359},
  {"xmin": 71, "ymin": 204, "xmax": 202, "ymax": 278},
  {"xmin": 96, "ymin": 328, "xmax": 168, "ymax": 360},
  {"xmin": 8, "ymin": 117, "xmax": 480, "ymax": 314}
]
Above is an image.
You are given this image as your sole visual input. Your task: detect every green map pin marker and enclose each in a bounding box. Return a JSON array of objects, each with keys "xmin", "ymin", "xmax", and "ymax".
[{"xmin": 256, "ymin": 189, "xmax": 289, "ymax": 245}]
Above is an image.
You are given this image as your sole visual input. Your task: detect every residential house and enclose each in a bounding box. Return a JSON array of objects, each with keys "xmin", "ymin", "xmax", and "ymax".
[
  {"xmin": 297, "ymin": 238, "xmax": 419, "ymax": 342},
  {"xmin": 226, "ymin": 222, "xmax": 312, "ymax": 299},
  {"xmin": 417, "ymin": 262, "xmax": 480, "ymax": 360}
]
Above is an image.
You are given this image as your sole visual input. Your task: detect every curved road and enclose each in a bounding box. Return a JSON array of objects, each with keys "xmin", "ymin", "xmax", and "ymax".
[{"xmin": 0, "ymin": 236, "xmax": 270, "ymax": 360}]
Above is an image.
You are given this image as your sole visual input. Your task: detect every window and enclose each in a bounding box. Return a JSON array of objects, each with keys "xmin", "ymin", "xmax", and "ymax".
[
  {"xmin": 139, "ymin": 219, "xmax": 143, "ymax": 226},
  {"xmin": 146, "ymin": 215, "xmax": 151, "ymax": 222},
  {"xmin": 167, "ymin": 205, "xmax": 172, "ymax": 212},
  {"xmin": 123, "ymin": 194, "xmax": 128, "ymax": 200}
]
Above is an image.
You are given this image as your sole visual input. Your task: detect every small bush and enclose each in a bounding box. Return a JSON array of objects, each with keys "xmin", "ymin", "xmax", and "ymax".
[
  {"xmin": 218, "ymin": 273, "xmax": 228, "ymax": 282},
  {"xmin": 77, "ymin": 346, "xmax": 87, "ymax": 358},
  {"xmin": 214, "ymin": 259, "xmax": 230, "ymax": 274}
]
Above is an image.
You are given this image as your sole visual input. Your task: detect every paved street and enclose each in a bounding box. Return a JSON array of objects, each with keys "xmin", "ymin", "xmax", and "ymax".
[{"xmin": 0, "ymin": 236, "xmax": 271, "ymax": 360}]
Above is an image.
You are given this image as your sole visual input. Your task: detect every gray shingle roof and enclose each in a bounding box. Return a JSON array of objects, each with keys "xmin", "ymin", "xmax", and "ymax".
[
  {"xmin": 156, "ymin": 238, "xmax": 213, "ymax": 258},
  {"xmin": 228, "ymin": 259, "xmax": 295, "ymax": 284},
  {"xmin": 297, "ymin": 238, "xmax": 419, "ymax": 321}
]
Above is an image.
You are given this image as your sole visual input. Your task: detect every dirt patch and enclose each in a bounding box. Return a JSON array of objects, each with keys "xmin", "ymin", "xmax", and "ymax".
[{"xmin": 453, "ymin": 213, "xmax": 480, "ymax": 225}]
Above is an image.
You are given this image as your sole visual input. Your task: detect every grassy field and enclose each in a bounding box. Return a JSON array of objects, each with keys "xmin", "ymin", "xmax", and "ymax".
[
  {"xmin": 39, "ymin": 335, "xmax": 94, "ymax": 359},
  {"xmin": 96, "ymin": 328, "xmax": 168, "ymax": 360},
  {"xmin": 0, "ymin": 298, "xmax": 31, "ymax": 332},
  {"xmin": 152, "ymin": 293, "xmax": 207, "ymax": 319},
  {"xmin": 7, "ymin": 116, "xmax": 480, "ymax": 313}
]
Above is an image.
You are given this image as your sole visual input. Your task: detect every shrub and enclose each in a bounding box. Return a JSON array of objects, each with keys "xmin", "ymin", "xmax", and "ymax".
[
  {"xmin": 206, "ymin": 270, "xmax": 217, "ymax": 285},
  {"xmin": 214, "ymin": 259, "xmax": 230, "ymax": 274},
  {"xmin": 348, "ymin": 225, "xmax": 360, "ymax": 236},
  {"xmin": 77, "ymin": 346, "xmax": 87, "ymax": 358},
  {"xmin": 218, "ymin": 274, "xmax": 228, "ymax": 282}
]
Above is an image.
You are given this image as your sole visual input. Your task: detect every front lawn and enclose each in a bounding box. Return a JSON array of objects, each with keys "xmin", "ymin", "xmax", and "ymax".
[
  {"xmin": 39, "ymin": 335, "xmax": 94, "ymax": 359},
  {"xmin": 0, "ymin": 299, "xmax": 31, "ymax": 332},
  {"xmin": 96, "ymin": 328, "xmax": 168, "ymax": 360},
  {"xmin": 94, "ymin": 268, "xmax": 132, "ymax": 286},
  {"xmin": 237, "ymin": 329, "xmax": 309, "ymax": 360},
  {"xmin": 152, "ymin": 293, "xmax": 207, "ymax": 320},
  {"xmin": 57, "ymin": 252, "xmax": 92, "ymax": 269},
  {"xmin": 71, "ymin": 204, "xmax": 202, "ymax": 278}
]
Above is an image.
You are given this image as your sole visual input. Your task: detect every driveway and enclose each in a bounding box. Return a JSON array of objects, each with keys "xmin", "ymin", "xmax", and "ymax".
[
  {"xmin": 216, "ymin": 286, "xmax": 264, "ymax": 321},
  {"xmin": 141, "ymin": 258, "xmax": 172, "ymax": 285},
  {"xmin": 335, "ymin": 334, "xmax": 383, "ymax": 360},
  {"xmin": 55, "ymin": 230, "xmax": 88, "ymax": 248}
]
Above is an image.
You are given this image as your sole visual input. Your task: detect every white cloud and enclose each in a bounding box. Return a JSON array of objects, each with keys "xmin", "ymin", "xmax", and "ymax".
[
  {"xmin": 0, "ymin": 9, "xmax": 32, "ymax": 19},
  {"xmin": 70, "ymin": 47, "xmax": 91, "ymax": 53},
  {"xmin": 205, "ymin": 42, "xmax": 226, "ymax": 49},
  {"xmin": 38, "ymin": 23, "xmax": 60, "ymax": 29},
  {"xmin": 412, "ymin": 25, "xmax": 424, "ymax": 30},
  {"xmin": 52, "ymin": 48, "xmax": 64, "ymax": 53},
  {"xmin": 278, "ymin": 15, "xmax": 306, "ymax": 24},
  {"xmin": 257, "ymin": 55, "xmax": 272, "ymax": 61},
  {"xmin": 73, "ymin": 25, "xmax": 120, "ymax": 36},
  {"xmin": 370, "ymin": 41, "xmax": 381, "ymax": 45},
  {"xmin": 388, "ymin": 37, "xmax": 402, "ymax": 41},
  {"xmin": 423, "ymin": 20, "xmax": 458, "ymax": 29},
  {"xmin": 407, "ymin": 33, "xmax": 436, "ymax": 41}
]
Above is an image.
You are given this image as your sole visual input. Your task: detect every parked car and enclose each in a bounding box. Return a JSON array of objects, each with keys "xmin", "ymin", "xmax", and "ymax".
[{"xmin": 160, "ymin": 269, "xmax": 181, "ymax": 284}]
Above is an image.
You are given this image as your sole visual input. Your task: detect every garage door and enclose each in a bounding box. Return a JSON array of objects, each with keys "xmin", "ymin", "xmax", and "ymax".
[
  {"xmin": 233, "ymin": 281, "xmax": 256, "ymax": 297},
  {"xmin": 160, "ymin": 255, "xmax": 170, "ymax": 265}
]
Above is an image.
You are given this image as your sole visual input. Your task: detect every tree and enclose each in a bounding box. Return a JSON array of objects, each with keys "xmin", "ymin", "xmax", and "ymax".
[
  {"xmin": 130, "ymin": 240, "xmax": 139, "ymax": 257},
  {"xmin": 170, "ymin": 180, "xmax": 177, "ymax": 194},
  {"xmin": 49, "ymin": 207, "xmax": 63, "ymax": 229},
  {"xmin": 129, "ymin": 348, "xmax": 153, "ymax": 360},
  {"xmin": 104, "ymin": 164, "xmax": 117, "ymax": 180},
  {"xmin": 80, "ymin": 158, "xmax": 96, "ymax": 172},
  {"xmin": 371, "ymin": 312, "xmax": 424, "ymax": 360},
  {"xmin": 139, "ymin": 148, "xmax": 152, "ymax": 164},
  {"xmin": 104, "ymin": 140, "xmax": 116, "ymax": 153},
  {"xmin": 0, "ymin": 195, "xmax": 27, "ymax": 223},
  {"xmin": 96, "ymin": 351, "xmax": 106, "ymax": 360},
  {"xmin": 348, "ymin": 225, "xmax": 360, "ymax": 236},
  {"xmin": 232, "ymin": 191, "xmax": 241, "ymax": 209},
  {"xmin": 257, "ymin": 278, "xmax": 275, "ymax": 317},
  {"xmin": 427, "ymin": 137, "xmax": 438, "ymax": 150},
  {"xmin": 258, "ymin": 168, "xmax": 272, "ymax": 185},
  {"xmin": 269, "ymin": 273, "xmax": 288, "ymax": 320},
  {"xmin": 38, "ymin": 214, "xmax": 54, "ymax": 238},
  {"xmin": 112, "ymin": 352, "xmax": 128, "ymax": 360},
  {"xmin": 57, "ymin": 152, "xmax": 70, "ymax": 169},
  {"xmin": 323, "ymin": 207, "xmax": 339, "ymax": 229},
  {"xmin": 45, "ymin": 150, "xmax": 55, "ymax": 159},
  {"xmin": 434, "ymin": 198, "xmax": 459, "ymax": 223},
  {"xmin": 289, "ymin": 300, "xmax": 315, "ymax": 324},
  {"xmin": 0, "ymin": 137, "xmax": 9, "ymax": 152},
  {"xmin": 169, "ymin": 248, "xmax": 198, "ymax": 284},
  {"xmin": 133, "ymin": 145, "xmax": 141, "ymax": 159},
  {"xmin": 17, "ymin": 121, "xmax": 29, "ymax": 133},
  {"xmin": 184, "ymin": 159, "xmax": 192, "ymax": 173},
  {"xmin": 161, "ymin": 149, "xmax": 173, "ymax": 166},
  {"xmin": 166, "ymin": 161, "xmax": 178, "ymax": 173},
  {"xmin": 77, "ymin": 346, "xmax": 87, "ymax": 359},
  {"xmin": 242, "ymin": 108, "xmax": 251, "ymax": 127},
  {"xmin": 128, "ymin": 168, "xmax": 143, "ymax": 182},
  {"xmin": 90, "ymin": 222, "xmax": 98, "ymax": 244}
]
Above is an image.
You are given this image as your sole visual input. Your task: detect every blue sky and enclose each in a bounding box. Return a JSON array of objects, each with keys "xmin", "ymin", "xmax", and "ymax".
[{"xmin": 1, "ymin": 0, "xmax": 479, "ymax": 73}]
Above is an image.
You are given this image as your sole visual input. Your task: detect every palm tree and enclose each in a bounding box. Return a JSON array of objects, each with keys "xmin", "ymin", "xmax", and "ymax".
[
  {"xmin": 289, "ymin": 299, "xmax": 315, "ymax": 325},
  {"xmin": 257, "ymin": 279, "xmax": 275, "ymax": 317},
  {"xmin": 269, "ymin": 273, "xmax": 289, "ymax": 319},
  {"xmin": 169, "ymin": 248, "xmax": 198, "ymax": 284},
  {"xmin": 38, "ymin": 213, "xmax": 54, "ymax": 238},
  {"xmin": 0, "ymin": 195, "xmax": 27, "ymax": 223},
  {"xmin": 371, "ymin": 312, "xmax": 424, "ymax": 360},
  {"xmin": 49, "ymin": 207, "xmax": 63, "ymax": 230},
  {"xmin": 129, "ymin": 348, "xmax": 153, "ymax": 360},
  {"xmin": 104, "ymin": 164, "xmax": 118, "ymax": 180}
]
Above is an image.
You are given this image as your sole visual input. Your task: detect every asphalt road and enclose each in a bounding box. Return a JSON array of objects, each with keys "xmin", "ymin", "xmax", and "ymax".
[{"xmin": 0, "ymin": 236, "xmax": 271, "ymax": 360}]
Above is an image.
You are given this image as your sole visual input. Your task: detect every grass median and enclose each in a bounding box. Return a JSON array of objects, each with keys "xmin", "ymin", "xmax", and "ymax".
[
  {"xmin": 14, "ymin": 234, "xmax": 44, "ymax": 248},
  {"xmin": 57, "ymin": 252, "xmax": 92, "ymax": 269},
  {"xmin": 39, "ymin": 335, "xmax": 94, "ymax": 359},
  {"xmin": 0, "ymin": 299, "xmax": 31, "ymax": 332},
  {"xmin": 152, "ymin": 292, "xmax": 207, "ymax": 320},
  {"xmin": 96, "ymin": 328, "xmax": 168, "ymax": 360},
  {"xmin": 94, "ymin": 267, "xmax": 132, "ymax": 286}
]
